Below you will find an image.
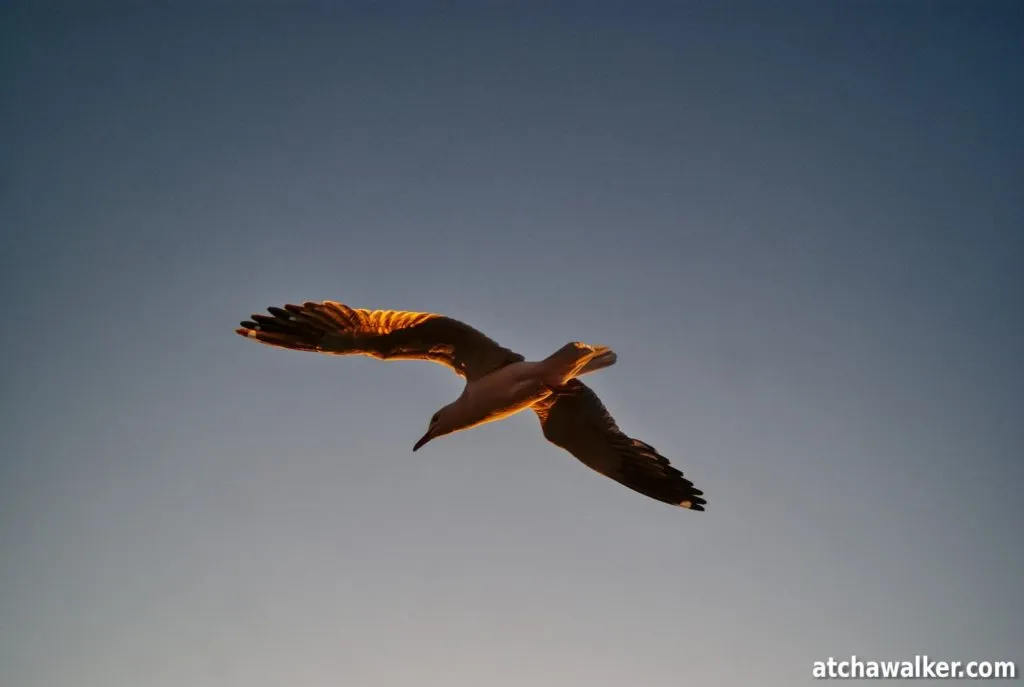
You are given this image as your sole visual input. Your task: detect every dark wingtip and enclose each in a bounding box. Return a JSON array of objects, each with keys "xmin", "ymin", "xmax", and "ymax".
[
  {"xmin": 678, "ymin": 492, "xmax": 707, "ymax": 511},
  {"xmin": 268, "ymin": 306, "xmax": 291, "ymax": 318}
]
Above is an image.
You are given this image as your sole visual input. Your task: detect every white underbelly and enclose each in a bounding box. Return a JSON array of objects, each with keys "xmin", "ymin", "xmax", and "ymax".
[{"xmin": 460, "ymin": 363, "xmax": 552, "ymax": 430}]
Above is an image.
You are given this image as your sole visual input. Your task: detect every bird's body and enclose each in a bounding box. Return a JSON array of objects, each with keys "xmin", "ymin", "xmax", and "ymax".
[
  {"xmin": 236, "ymin": 300, "xmax": 706, "ymax": 510},
  {"xmin": 451, "ymin": 360, "xmax": 553, "ymax": 431},
  {"xmin": 435, "ymin": 343, "xmax": 619, "ymax": 434}
]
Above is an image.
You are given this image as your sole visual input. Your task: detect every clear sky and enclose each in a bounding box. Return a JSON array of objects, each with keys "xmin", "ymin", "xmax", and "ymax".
[{"xmin": 2, "ymin": 2, "xmax": 1021, "ymax": 685}]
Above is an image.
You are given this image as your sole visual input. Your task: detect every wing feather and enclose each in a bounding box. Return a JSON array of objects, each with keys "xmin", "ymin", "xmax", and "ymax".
[
  {"xmin": 534, "ymin": 380, "xmax": 706, "ymax": 510},
  {"xmin": 236, "ymin": 300, "xmax": 524, "ymax": 381}
]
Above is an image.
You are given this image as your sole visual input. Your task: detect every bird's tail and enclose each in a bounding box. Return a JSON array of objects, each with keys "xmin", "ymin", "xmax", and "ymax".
[{"xmin": 542, "ymin": 341, "xmax": 618, "ymax": 386}]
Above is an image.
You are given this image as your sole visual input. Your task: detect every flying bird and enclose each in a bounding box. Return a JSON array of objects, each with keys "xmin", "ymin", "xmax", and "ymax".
[{"xmin": 235, "ymin": 301, "xmax": 706, "ymax": 510}]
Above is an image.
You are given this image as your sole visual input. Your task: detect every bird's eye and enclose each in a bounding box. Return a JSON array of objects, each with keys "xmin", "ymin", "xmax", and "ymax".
[{"xmin": 431, "ymin": 414, "xmax": 439, "ymax": 425}]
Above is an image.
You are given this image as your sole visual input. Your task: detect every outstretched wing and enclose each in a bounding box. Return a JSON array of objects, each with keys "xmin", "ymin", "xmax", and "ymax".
[
  {"xmin": 533, "ymin": 380, "xmax": 706, "ymax": 510},
  {"xmin": 236, "ymin": 301, "xmax": 524, "ymax": 381}
]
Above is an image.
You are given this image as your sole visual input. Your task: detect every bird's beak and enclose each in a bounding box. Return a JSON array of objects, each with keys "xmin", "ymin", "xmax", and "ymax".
[{"xmin": 413, "ymin": 431, "xmax": 433, "ymax": 452}]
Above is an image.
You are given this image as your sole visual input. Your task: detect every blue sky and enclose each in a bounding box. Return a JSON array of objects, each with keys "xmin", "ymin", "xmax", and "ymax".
[{"xmin": 2, "ymin": 2, "xmax": 1021, "ymax": 685}]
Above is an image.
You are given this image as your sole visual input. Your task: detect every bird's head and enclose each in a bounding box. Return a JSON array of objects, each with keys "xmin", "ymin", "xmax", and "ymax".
[{"xmin": 413, "ymin": 404, "xmax": 458, "ymax": 452}]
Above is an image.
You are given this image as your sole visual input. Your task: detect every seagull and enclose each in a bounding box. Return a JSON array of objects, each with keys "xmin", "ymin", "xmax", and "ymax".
[{"xmin": 235, "ymin": 301, "xmax": 706, "ymax": 510}]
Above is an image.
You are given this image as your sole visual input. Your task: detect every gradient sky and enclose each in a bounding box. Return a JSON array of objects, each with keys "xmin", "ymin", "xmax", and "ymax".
[{"xmin": 2, "ymin": 2, "xmax": 1022, "ymax": 685}]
